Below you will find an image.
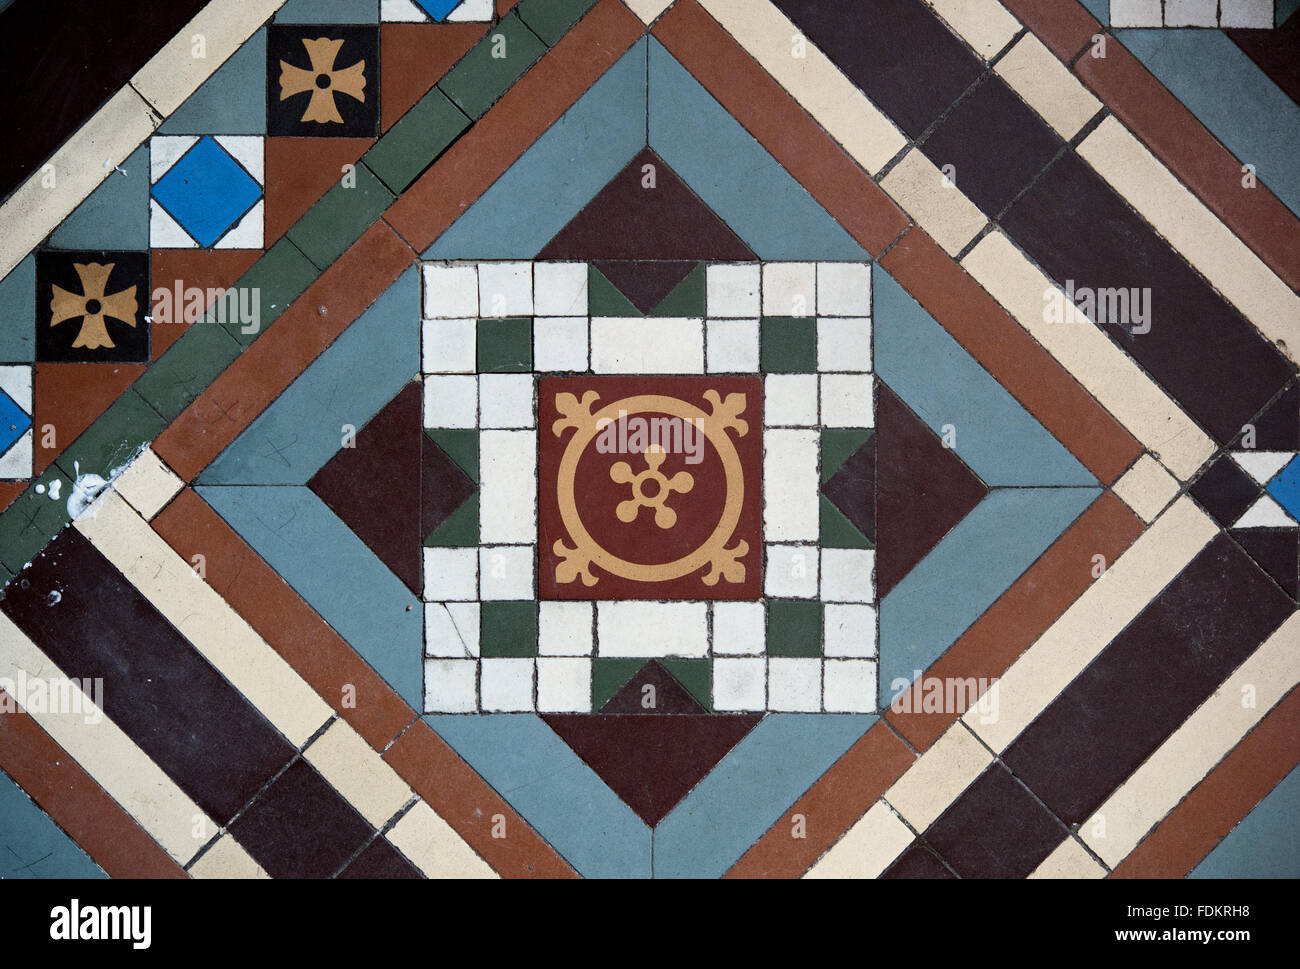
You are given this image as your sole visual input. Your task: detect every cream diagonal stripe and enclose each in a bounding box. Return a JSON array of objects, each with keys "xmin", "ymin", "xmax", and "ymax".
[
  {"xmin": 0, "ymin": 0, "xmax": 288, "ymax": 278},
  {"xmin": 0, "ymin": 611, "xmax": 226, "ymax": 869},
  {"xmin": 804, "ymin": 800, "xmax": 917, "ymax": 878},
  {"xmin": 1081, "ymin": 611, "xmax": 1300, "ymax": 868}
]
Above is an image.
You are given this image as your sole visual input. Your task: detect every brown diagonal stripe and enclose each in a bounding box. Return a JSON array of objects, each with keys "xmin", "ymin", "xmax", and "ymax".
[{"xmin": 998, "ymin": 0, "xmax": 1101, "ymax": 62}]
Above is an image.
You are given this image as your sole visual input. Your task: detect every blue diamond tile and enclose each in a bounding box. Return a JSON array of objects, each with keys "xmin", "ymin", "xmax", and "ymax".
[
  {"xmin": 151, "ymin": 136, "xmax": 263, "ymax": 247},
  {"xmin": 0, "ymin": 387, "xmax": 32, "ymax": 456},
  {"xmin": 415, "ymin": 0, "xmax": 462, "ymax": 21},
  {"xmin": 1265, "ymin": 455, "xmax": 1300, "ymax": 523}
]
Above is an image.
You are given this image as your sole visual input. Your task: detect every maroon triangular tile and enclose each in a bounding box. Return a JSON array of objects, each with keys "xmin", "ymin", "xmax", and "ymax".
[
  {"xmin": 1230, "ymin": 528, "xmax": 1298, "ymax": 601},
  {"xmin": 538, "ymin": 147, "xmax": 756, "ymax": 260},
  {"xmin": 599, "ymin": 660, "xmax": 708, "ymax": 715},
  {"xmin": 876, "ymin": 382, "xmax": 987, "ymax": 598},
  {"xmin": 591, "ymin": 260, "xmax": 697, "ymax": 316},
  {"xmin": 1238, "ymin": 382, "xmax": 1299, "ymax": 451},
  {"xmin": 541, "ymin": 714, "xmax": 762, "ymax": 826},
  {"xmin": 421, "ymin": 435, "xmax": 478, "ymax": 540},
  {"xmin": 822, "ymin": 435, "xmax": 876, "ymax": 544},
  {"xmin": 309, "ymin": 382, "xmax": 424, "ymax": 594}
]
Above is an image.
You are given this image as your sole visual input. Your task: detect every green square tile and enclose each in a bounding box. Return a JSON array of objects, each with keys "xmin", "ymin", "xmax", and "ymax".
[
  {"xmin": 425, "ymin": 428, "xmax": 478, "ymax": 482},
  {"xmin": 650, "ymin": 262, "xmax": 705, "ymax": 317},
  {"xmin": 285, "ymin": 163, "xmax": 394, "ymax": 271},
  {"xmin": 515, "ymin": 0, "xmax": 598, "ymax": 46},
  {"xmin": 588, "ymin": 265, "xmax": 639, "ymax": 317},
  {"xmin": 219, "ymin": 238, "xmax": 321, "ymax": 345},
  {"xmin": 53, "ymin": 389, "xmax": 166, "ymax": 481},
  {"xmin": 423, "ymin": 493, "xmax": 478, "ymax": 547},
  {"xmin": 477, "ymin": 317, "xmax": 533, "ymax": 372},
  {"xmin": 659, "ymin": 658, "xmax": 712, "ymax": 711},
  {"xmin": 820, "ymin": 428, "xmax": 873, "ymax": 483},
  {"xmin": 480, "ymin": 601, "xmax": 538, "ymax": 657},
  {"xmin": 133, "ymin": 322, "xmax": 243, "ymax": 421},
  {"xmin": 767, "ymin": 599, "xmax": 823, "ymax": 656},
  {"xmin": 364, "ymin": 86, "xmax": 470, "ymax": 194},
  {"xmin": 0, "ymin": 468, "xmax": 73, "ymax": 575},
  {"xmin": 761, "ymin": 317, "xmax": 817, "ymax": 373},
  {"xmin": 591, "ymin": 658, "xmax": 645, "ymax": 710},
  {"xmin": 821, "ymin": 495, "xmax": 873, "ymax": 549},
  {"xmin": 437, "ymin": 14, "xmax": 548, "ymax": 121}
]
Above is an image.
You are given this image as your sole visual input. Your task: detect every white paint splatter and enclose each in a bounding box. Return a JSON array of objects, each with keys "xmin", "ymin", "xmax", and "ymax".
[
  {"xmin": 46, "ymin": 479, "xmax": 61, "ymax": 501},
  {"xmin": 46, "ymin": 590, "xmax": 61, "ymax": 606}
]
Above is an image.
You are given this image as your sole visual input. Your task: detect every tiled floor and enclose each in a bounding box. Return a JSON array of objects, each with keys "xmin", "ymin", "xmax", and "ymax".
[{"xmin": 0, "ymin": 0, "xmax": 1296, "ymax": 880}]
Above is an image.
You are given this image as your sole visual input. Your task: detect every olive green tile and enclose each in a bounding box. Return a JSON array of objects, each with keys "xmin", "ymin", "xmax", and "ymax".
[
  {"xmin": 53, "ymin": 389, "xmax": 167, "ymax": 482},
  {"xmin": 659, "ymin": 658, "xmax": 712, "ymax": 711},
  {"xmin": 588, "ymin": 265, "xmax": 639, "ymax": 317},
  {"xmin": 219, "ymin": 237, "xmax": 321, "ymax": 345},
  {"xmin": 591, "ymin": 658, "xmax": 645, "ymax": 710},
  {"xmin": 650, "ymin": 262, "xmax": 705, "ymax": 317},
  {"xmin": 767, "ymin": 599, "xmax": 823, "ymax": 657},
  {"xmin": 516, "ymin": 0, "xmax": 599, "ymax": 47},
  {"xmin": 761, "ymin": 317, "xmax": 817, "ymax": 373},
  {"xmin": 820, "ymin": 495, "xmax": 872, "ymax": 549},
  {"xmin": 820, "ymin": 428, "xmax": 873, "ymax": 483},
  {"xmin": 477, "ymin": 317, "xmax": 532, "ymax": 372},
  {"xmin": 0, "ymin": 468, "xmax": 73, "ymax": 575},
  {"xmin": 364, "ymin": 86, "xmax": 470, "ymax": 194},
  {"xmin": 480, "ymin": 600, "xmax": 539, "ymax": 657},
  {"xmin": 285, "ymin": 162, "xmax": 394, "ymax": 271},
  {"xmin": 133, "ymin": 322, "xmax": 243, "ymax": 421},
  {"xmin": 423, "ymin": 493, "xmax": 478, "ymax": 547},
  {"xmin": 425, "ymin": 428, "xmax": 478, "ymax": 482},
  {"xmin": 437, "ymin": 14, "xmax": 548, "ymax": 121}
]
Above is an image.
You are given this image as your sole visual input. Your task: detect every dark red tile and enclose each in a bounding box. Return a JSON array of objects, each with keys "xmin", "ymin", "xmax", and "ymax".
[
  {"xmin": 380, "ymin": 22, "xmax": 489, "ymax": 132},
  {"xmin": 32, "ymin": 363, "xmax": 145, "ymax": 474},
  {"xmin": 1239, "ymin": 382, "xmax": 1299, "ymax": 451},
  {"xmin": 264, "ymin": 137, "xmax": 376, "ymax": 245},
  {"xmin": 881, "ymin": 842, "xmax": 958, "ymax": 879},
  {"xmin": 1189, "ymin": 456, "xmax": 1259, "ymax": 527},
  {"xmin": 591, "ymin": 260, "xmax": 699, "ymax": 316},
  {"xmin": 337, "ymin": 836, "xmax": 423, "ymax": 879},
  {"xmin": 1230, "ymin": 528, "xmax": 1298, "ymax": 602}
]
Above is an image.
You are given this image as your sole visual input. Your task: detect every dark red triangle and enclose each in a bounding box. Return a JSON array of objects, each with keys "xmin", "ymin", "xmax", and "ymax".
[
  {"xmin": 822, "ymin": 435, "xmax": 877, "ymax": 544},
  {"xmin": 591, "ymin": 260, "xmax": 697, "ymax": 316},
  {"xmin": 541, "ymin": 714, "xmax": 762, "ymax": 826},
  {"xmin": 875, "ymin": 382, "xmax": 988, "ymax": 598},
  {"xmin": 421, "ymin": 437, "xmax": 477, "ymax": 539},
  {"xmin": 1238, "ymin": 382, "xmax": 1299, "ymax": 450},
  {"xmin": 599, "ymin": 660, "xmax": 708, "ymax": 715},
  {"xmin": 308, "ymin": 382, "xmax": 424, "ymax": 594},
  {"xmin": 537, "ymin": 147, "xmax": 756, "ymax": 261},
  {"xmin": 1230, "ymin": 528, "xmax": 1299, "ymax": 601}
]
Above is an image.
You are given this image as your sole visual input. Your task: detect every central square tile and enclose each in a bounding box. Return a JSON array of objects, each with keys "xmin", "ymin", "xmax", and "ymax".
[{"xmin": 538, "ymin": 375, "xmax": 763, "ymax": 600}]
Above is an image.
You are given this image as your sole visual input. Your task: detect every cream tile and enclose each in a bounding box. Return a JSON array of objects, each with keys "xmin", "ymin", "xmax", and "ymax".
[
  {"xmin": 924, "ymin": 0, "xmax": 1020, "ymax": 59},
  {"xmin": 1112, "ymin": 453, "xmax": 1180, "ymax": 523},
  {"xmin": 699, "ymin": 0, "xmax": 906, "ymax": 174},
  {"xmin": 805, "ymin": 800, "xmax": 915, "ymax": 878},
  {"xmin": 112, "ymin": 446, "xmax": 184, "ymax": 521},
  {"xmin": 962, "ymin": 230, "xmax": 1216, "ymax": 480},
  {"xmin": 967, "ymin": 496, "xmax": 1218, "ymax": 751},
  {"xmin": 386, "ymin": 802, "xmax": 496, "ymax": 877},
  {"xmin": 304, "ymin": 719, "xmax": 413, "ymax": 828},
  {"xmin": 623, "ymin": 0, "xmax": 676, "ymax": 24},
  {"xmin": 76, "ymin": 492, "xmax": 333, "ymax": 747},
  {"xmin": 1029, "ymin": 838, "xmax": 1107, "ymax": 879},
  {"xmin": 763, "ymin": 428, "xmax": 818, "ymax": 540},
  {"xmin": 189, "ymin": 835, "xmax": 268, "ymax": 879},
  {"xmin": 1082, "ymin": 612, "xmax": 1300, "ymax": 867},
  {"xmin": 995, "ymin": 34, "xmax": 1102, "ymax": 139},
  {"xmin": 590, "ymin": 317, "xmax": 704, "ymax": 373},
  {"xmin": 596, "ymin": 602, "xmax": 709, "ymax": 657},
  {"xmin": 884, "ymin": 721, "xmax": 992, "ymax": 830},
  {"xmin": 480, "ymin": 430, "xmax": 536, "ymax": 544},
  {"xmin": 1078, "ymin": 117, "xmax": 1300, "ymax": 365},
  {"xmin": 881, "ymin": 149, "xmax": 988, "ymax": 256}
]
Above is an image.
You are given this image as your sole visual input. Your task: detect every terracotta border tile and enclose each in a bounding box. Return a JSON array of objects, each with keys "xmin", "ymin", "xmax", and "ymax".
[
  {"xmin": 998, "ymin": 0, "xmax": 1100, "ymax": 62},
  {"xmin": 386, "ymin": 0, "xmax": 646, "ymax": 253},
  {"xmin": 154, "ymin": 221, "xmax": 416, "ymax": 482},
  {"xmin": 1074, "ymin": 37, "xmax": 1300, "ymax": 291},
  {"xmin": 151, "ymin": 488, "xmax": 415, "ymax": 751},
  {"xmin": 725, "ymin": 721, "xmax": 916, "ymax": 878},
  {"xmin": 0, "ymin": 693, "xmax": 187, "ymax": 879},
  {"xmin": 652, "ymin": 0, "xmax": 909, "ymax": 256},
  {"xmin": 880, "ymin": 227, "xmax": 1143, "ymax": 485},
  {"xmin": 383, "ymin": 720, "xmax": 578, "ymax": 878}
]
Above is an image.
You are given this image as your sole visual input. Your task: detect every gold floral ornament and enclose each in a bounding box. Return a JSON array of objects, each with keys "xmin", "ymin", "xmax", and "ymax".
[
  {"xmin": 49, "ymin": 262, "xmax": 138, "ymax": 350},
  {"xmin": 279, "ymin": 38, "xmax": 366, "ymax": 124},
  {"xmin": 611, "ymin": 445, "xmax": 694, "ymax": 529}
]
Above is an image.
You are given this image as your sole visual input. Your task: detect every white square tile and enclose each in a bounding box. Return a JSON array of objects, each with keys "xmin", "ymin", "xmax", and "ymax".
[
  {"xmin": 1219, "ymin": 0, "xmax": 1272, "ymax": 27},
  {"xmin": 537, "ymin": 658, "xmax": 591, "ymax": 712},
  {"xmin": 1108, "ymin": 0, "xmax": 1162, "ymax": 27},
  {"xmin": 534, "ymin": 262, "xmax": 588, "ymax": 316},
  {"xmin": 423, "ymin": 547, "xmax": 477, "ymax": 601},
  {"xmin": 424, "ymin": 659, "xmax": 477, "ymax": 713},
  {"xmin": 824, "ymin": 603, "xmax": 877, "ymax": 658},
  {"xmin": 816, "ymin": 262, "xmax": 871, "ymax": 316},
  {"xmin": 712, "ymin": 601, "xmax": 765, "ymax": 655},
  {"xmin": 590, "ymin": 317, "xmax": 704, "ymax": 373},
  {"xmin": 480, "ymin": 658, "xmax": 534, "ymax": 712},
  {"xmin": 597, "ymin": 602, "xmax": 709, "ymax": 657},
  {"xmin": 706, "ymin": 319, "xmax": 759, "ymax": 372},
  {"xmin": 820, "ymin": 373, "xmax": 874, "ymax": 428},
  {"xmin": 765, "ymin": 544, "xmax": 819, "ymax": 598},
  {"xmin": 478, "ymin": 373, "xmax": 534, "ymax": 428},
  {"xmin": 478, "ymin": 545, "xmax": 535, "ymax": 600},
  {"xmin": 823, "ymin": 659, "xmax": 877, "ymax": 713},
  {"xmin": 477, "ymin": 261, "xmax": 532, "ymax": 317},
  {"xmin": 534, "ymin": 317, "xmax": 589, "ymax": 372},
  {"xmin": 713, "ymin": 657, "xmax": 766, "ymax": 711},
  {"xmin": 763, "ymin": 429, "xmax": 818, "ymax": 541},
  {"xmin": 768, "ymin": 658, "xmax": 822, "ymax": 712},
  {"xmin": 480, "ymin": 430, "xmax": 535, "ymax": 544},
  {"xmin": 539, "ymin": 600, "xmax": 594, "ymax": 655},
  {"xmin": 762, "ymin": 262, "xmax": 816, "ymax": 316},
  {"xmin": 425, "ymin": 602, "xmax": 480, "ymax": 657},
  {"xmin": 213, "ymin": 135, "xmax": 264, "ymax": 185},
  {"xmin": 423, "ymin": 263, "xmax": 478, "ymax": 318},
  {"xmin": 421, "ymin": 318, "xmax": 477, "ymax": 373},
  {"xmin": 1163, "ymin": 0, "xmax": 1216, "ymax": 26},
  {"xmin": 821, "ymin": 548, "xmax": 875, "ymax": 602},
  {"xmin": 423, "ymin": 375, "xmax": 477, "ymax": 428},
  {"xmin": 706, "ymin": 263, "xmax": 760, "ymax": 317},
  {"xmin": 764, "ymin": 374, "xmax": 818, "ymax": 426},
  {"xmin": 816, "ymin": 318, "xmax": 872, "ymax": 372}
]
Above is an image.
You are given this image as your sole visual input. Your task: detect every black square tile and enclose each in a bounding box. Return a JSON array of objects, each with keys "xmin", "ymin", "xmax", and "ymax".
[
  {"xmin": 35, "ymin": 250, "xmax": 149, "ymax": 363},
  {"xmin": 267, "ymin": 25, "xmax": 380, "ymax": 137}
]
